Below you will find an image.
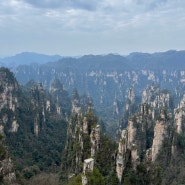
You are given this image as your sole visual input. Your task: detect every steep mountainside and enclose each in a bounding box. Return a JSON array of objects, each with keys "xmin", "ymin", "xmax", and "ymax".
[
  {"xmin": 62, "ymin": 90, "xmax": 118, "ymax": 185},
  {"xmin": 0, "ymin": 68, "xmax": 19, "ymax": 184},
  {"xmin": 115, "ymin": 84, "xmax": 185, "ymax": 185},
  {"xmin": 0, "ymin": 67, "xmax": 71, "ymax": 184}
]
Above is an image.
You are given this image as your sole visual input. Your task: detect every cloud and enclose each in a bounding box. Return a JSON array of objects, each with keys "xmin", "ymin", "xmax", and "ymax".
[
  {"xmin": 1, "ymin": 0, "xmax": 185, "ymax": 32},
  {"xmin": 22, "ymin": 0, "xmax": 100, "ymax": 10},
  {"xmin": 1, "ymin": 0, "xmax": 185, "ymax": 56}
]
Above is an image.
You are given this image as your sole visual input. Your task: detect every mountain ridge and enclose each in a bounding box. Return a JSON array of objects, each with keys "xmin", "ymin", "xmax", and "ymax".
[
  {"xmin": 0, "ymin": 52, "xmax": 62, "ymax": 67},
  {"xmin": 7, "ymin": 50, "xmax": 185, "ymax": 130}
]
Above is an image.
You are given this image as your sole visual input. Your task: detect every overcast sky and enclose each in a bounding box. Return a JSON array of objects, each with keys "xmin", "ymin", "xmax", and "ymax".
[{"xmin": 0, "ymin": 0, "xmax": 185, "ymax": 56}]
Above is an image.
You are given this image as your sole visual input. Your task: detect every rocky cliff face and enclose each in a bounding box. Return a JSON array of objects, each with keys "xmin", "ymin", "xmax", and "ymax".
[
  {"xmin": 82, "ymin": 158, "xmax": 94, "ymax": 185},
  {"xmin": 117, "ymin": 85, "xmax": 172, "ymax": 182},
  {"xmin": 64, "ymin": 94, "xmax": 101, "ymax": 176},
  {"xmin": 31, "ymin": 83, "xmax": 47, "ymax": 136},
  {"xmin": 174, "ymin": 94, "xmax": 185, "ymax": 134},
  {"xmin": 0, "ymin": 68, "xmax": 19, "ymax": 134},
  {"xmin": 90, "ymin": 125, "xmax": 100, "ymax": 157},
  {"xmin": 30, "ymin": 79, "xmax": 71, "ymax": 136},
  {"xmin": 127, "ymin": 119, "xmax": 136, "ymax": 147},
  {"xmin": 0, "ymin": 68, "xmax": 71, "ymax": 182},
  {"xmin": 116, "ymin": 130, "xmax": 127, "ymax": 182},
  {"xmin": 151, "ymin": 119, "xmax": 168, "ymax": 162}
]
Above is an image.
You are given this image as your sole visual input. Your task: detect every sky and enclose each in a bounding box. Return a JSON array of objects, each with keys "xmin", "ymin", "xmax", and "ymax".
[{"xmin": 0, "ymin": 0, "xmax": 185, "ymax": 57}]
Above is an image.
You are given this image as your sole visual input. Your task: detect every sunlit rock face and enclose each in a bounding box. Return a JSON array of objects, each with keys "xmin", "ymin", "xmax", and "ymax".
[
  {"xmin": 0, "ymin": 68, "xmax": 19, "ymax": 134},
  {"xmin": 116, "ymin": 129, "xmax": 127, "ymax": 183},
  {"xmin": 82, "ymin": 158, "xmax": 94, "ymax": 185},
  {"xmin": 90, "ymin": 125, "xmax": 100, "ymax": 157},
  {"xmin": 174, "ymin": 94, "xmax": 185, "ymax": 134},
  {"xmin": 151, "ymin": 121, "xmax": 167, "ymax": 161},
  {"xmin": 127, "ymin": 119, "xmax": 136, "ymax": 147}
]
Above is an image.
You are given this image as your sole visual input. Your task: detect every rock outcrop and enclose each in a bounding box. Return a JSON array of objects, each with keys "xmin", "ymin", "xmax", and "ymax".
[
  {"xmin": 117, "ymin": 85, "xmax": 172, "ymax": 182},
  {"xmin": 151, "ymin": 120, "xmax": 168, "ymax": 161},
  {"xmin": 90, "ymin": 125, "xmax": 100, "ymax": 157},
  {"xmin": 0, "ymin": 68, "xmax": 19, "ymax": 134},
  {"xmin": 82, "ymin": 158, "xmax": 94, "ymax": 185},
  {"xmin": 64, "ymin": 92, "xmax": 101, "ymax": 178},
  {"xmin": 126, "ymin": 87, "xmax": 135, "ymax": 111},
  {"xmin": 116, "ymin": 130, "xmax": 127, "ymax": 183},
  {"xmin": 174, "ymin": 94, "xmax": 185, "ymax": 134},
  {"xmin": 31, "ymin": 83, "xmax": 47, "ymax": 136},
  {"xmin": 127, "ymin": 119, "xmax": 136, "ymax": 147}
]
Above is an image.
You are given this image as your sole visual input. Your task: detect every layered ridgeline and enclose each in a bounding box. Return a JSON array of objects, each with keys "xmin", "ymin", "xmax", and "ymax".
[{"xmin": 9, "ymin": 50, "xmax": 185, "ymax": 130}]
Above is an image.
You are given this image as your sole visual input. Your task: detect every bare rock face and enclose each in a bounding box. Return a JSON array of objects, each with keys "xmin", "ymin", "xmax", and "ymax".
[
  {"xmin": 90, "ymin": 125, "xmax": 100, "ymax": 157},
  {"xmin": 0, "ymin": 69, "xmax": 19, "ymax": 134},
  {"xmin": 126, "ymin": 87, "xmax": 135, "ymax": 111},
  {"xmin": 0, "ymin": 86, "xmax": 18, "ymax": 112},
  {"xmin": 83, "ymin": 158, "xmax": 94, "ymax": 174},
  {"xmin": 82, "ymin": 158, "xmax": 94, "ymax": 185},
  {"xmin": 9, "ymin": 120, "xmax": 19, "ymax": 133},
  {"xmin": 174, "ymin": 94, "xmax": 185, "ymax": 134},
  {"xmin": 31, "ymin": 83, "xmax": 46, "ymax": 136},
  {"xmin": 127, "ymin": 119, "xmax": 136, "ymax": 147},
  {"xmin": 116, "ymin": 127, "xmax": 139, "ymax": 183},
  {"xmin": 116, "ymin": 154, "xmax": 124, "ymax": 183},
  {"xmin": 118, "ymin": 130, "xmax": 127, "ymax": 154},
  {"xmin": 151, "ymin": 120, "xmax": 168, "ymax": 162},
  {"xmin": 174, "ymin": 110, "xmax": 183, "ymax": 134},
  {"xmin": 46, "ymin": 100, "xmax": 50, "ymax": 111},
  {"xmin": 83, "ymin": 117, "xmax": 88, "ymax": 134},
  {"xmin": 116, "ymin": 129, "xmax": 127, "ymax": 183},
  {"xmin": 131, "ymin": 144, "xmax": 139, "ymax": 170},
  {"xmin": 34, "ymin": 114, "xmax": 39, "ymax": 136}
]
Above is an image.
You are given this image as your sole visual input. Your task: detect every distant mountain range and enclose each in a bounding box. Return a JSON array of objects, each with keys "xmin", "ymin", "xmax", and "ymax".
[
  {"xmin": 1, "ymin": 50, "xmax": 185, "ymax": 70},
  {"xmin": 0, "ymin": 52, "xmax": 62, "ymax": 68},
  {"xmin": 1, "ymin": 50, "xmax": 185, "ymax": 126}
]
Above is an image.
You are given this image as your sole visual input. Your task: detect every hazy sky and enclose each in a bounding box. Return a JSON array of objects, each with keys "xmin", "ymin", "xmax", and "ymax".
[{"xmin": 0, "ymin": 0, "xmax": 185, "ymax": 56}]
